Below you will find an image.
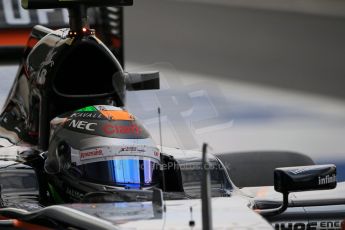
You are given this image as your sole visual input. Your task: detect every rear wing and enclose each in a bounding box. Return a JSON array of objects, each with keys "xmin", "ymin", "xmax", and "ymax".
[{"xmin": 0, "ymin": 2, "xmax": 125, "ymax": 67}]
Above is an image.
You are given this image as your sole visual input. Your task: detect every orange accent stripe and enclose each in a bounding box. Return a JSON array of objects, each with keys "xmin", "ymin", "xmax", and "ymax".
[
  {"xmin": 0, "ymin": 29, "xmax": 31, "ymax": 46},
  {"xmin": 100, "ymin": 110, "xmax": 134, "ymax": 121},
  {"xmin": 13, "ymin": 219, "xmax": 52, "ymax": 230}
]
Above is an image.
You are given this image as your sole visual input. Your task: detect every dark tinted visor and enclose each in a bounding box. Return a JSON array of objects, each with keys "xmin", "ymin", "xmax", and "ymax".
[{"xmin": 77, "ymin": 156, "xmax": 161, "ymax": 189}]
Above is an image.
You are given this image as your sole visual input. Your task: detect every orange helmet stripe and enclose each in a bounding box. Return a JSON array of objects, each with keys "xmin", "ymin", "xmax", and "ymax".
[{"xmin": 99, "ymin": 110, "xmax": 134, "ymax": 121}]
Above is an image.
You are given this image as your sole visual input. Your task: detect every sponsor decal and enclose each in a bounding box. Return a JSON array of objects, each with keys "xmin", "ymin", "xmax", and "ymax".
[
  {"xmin": 68, "ymin": 120, "xmax": 97, "ymax": 131},
  {"xmin": 102, "ymin": 124, "xmax": 142, "ymax": 135},
  {"xmin": 80, "ymin": 148, "xmax": 103, "ymax": 160},
  {"xmin": 318, "ymin": 174, "xmax": 336, "ymax": 185},
  {"xmin": 41, "ymin": 49, "xmax": 56, "ymax": 68},
  {"xmin": 70, "ymin": 112, "xmax": 103, "ymax": 119},
  {"xmin": 274, "ymin": 222, "xmax": 315, "ymax": 230},
  {"xmin": 319, "ymin": 221, "xmax": 341, "ymax": 229},
  {"xmin": 71, "ymin": 145, "xmax": 160, "ymax": 165},
  {"xmin": 118, "ymin": 147, "xmax": 160, "ymax": 157},
  {"xmin": 120, "ymin": 146, "xmax": 145, "ymax": 152},
  {"xmin": 290, "ymin": 168, "xmax": 308, "ymax": 175},
  {"xmin": 273, "ymin": 221, "xmax": 341, "ymax": 230},
  {"xmin": 0, "ymin": 0, "xmax": 68, "ymax": 27}
]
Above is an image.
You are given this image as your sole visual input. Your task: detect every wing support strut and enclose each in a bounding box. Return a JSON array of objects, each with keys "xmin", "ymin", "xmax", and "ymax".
[{"xmin": 201, "ymin": 143, "xmax": 212, "ymax": 230}]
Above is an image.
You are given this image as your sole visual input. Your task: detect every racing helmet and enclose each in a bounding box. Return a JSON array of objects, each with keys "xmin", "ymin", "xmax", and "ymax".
[{"xmin": 45, "ymin": 105, "xmax": 161, "ymax": 200}]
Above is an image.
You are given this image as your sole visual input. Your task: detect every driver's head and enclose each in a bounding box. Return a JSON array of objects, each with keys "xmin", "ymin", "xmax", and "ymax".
[{"xmin": 45, "ymin": 105, "xmax": 161, "ymax": 201}]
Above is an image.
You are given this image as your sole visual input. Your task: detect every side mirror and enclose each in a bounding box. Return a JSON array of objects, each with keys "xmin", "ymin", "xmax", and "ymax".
[
  {"xmin": 274, "ymin": 164, "xmax": 336, "ymax": 193},
  {"xmin": 125, "ymin": 72, "xmax": 160, "ymax": 91},
  {"xmin": 260, "ymin": 164, "xmax": 336, "ymax": 216}
]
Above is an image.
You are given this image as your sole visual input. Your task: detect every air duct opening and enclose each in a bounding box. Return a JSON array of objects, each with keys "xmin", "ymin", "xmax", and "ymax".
[{"xmin": 53, "ymin": 40, "xmax": 121, "ymax": 97}]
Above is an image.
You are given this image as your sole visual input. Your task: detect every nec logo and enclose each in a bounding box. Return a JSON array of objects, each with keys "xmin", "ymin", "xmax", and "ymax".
[{"xmin": 68, "ymin": 120, "xmax": 97, "ymax": 131}]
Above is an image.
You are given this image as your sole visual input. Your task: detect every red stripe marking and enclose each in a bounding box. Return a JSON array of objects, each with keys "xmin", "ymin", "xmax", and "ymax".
[{"xmin": 0, "ymin": 29, "xmax": 31, "ymax": 46}]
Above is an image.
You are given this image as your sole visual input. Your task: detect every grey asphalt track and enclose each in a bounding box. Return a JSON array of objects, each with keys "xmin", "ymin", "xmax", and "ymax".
[{"xmin": 125, "ymin": 0, "xmax": 345, "ymax": 100}]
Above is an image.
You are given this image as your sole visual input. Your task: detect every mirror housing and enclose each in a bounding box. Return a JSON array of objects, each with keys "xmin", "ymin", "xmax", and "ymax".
[
  {"xmin": 274, "ymin": 164, "xmax": 336, "ymax": 193},
  {"xmin": 259, "ymin": 164, "xmax": 336, "ymax": 217},
  {"xmin": 125, "ymin": 72, "xmax": 160, "ymax": 91}
]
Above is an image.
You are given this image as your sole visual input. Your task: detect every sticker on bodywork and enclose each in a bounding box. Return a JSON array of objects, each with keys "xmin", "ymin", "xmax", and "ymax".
[
  {"xmin": 71, "ymin": 145, "xmax": 160, "ymax": 165},
  {"xmin": 273, "ymin": 220, "xmax": 342, "ymax": 230}
]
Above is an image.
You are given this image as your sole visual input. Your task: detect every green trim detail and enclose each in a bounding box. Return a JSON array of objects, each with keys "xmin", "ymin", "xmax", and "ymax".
[
  {"xmin": 77, "ymin": 106, "xmax": 97, "ymax": 112},
  {"xmin": 48, "ymin": 183, "xmax": 65, "ymax": 204}
]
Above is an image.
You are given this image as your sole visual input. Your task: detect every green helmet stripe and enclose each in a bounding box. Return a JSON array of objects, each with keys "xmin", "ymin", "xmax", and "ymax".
[
  {"xmin": 48, "ymin": 183, "xmax": 65, "ymax": 204},
  {"xmin": 77, "ymin": 106, "xmax": 97, "ymax": 112}
]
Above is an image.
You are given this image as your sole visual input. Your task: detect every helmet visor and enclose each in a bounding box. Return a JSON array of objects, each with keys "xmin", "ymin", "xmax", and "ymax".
[{"xmin": 77, "ymin": 156, "xmax": 161, "ymax": 188}]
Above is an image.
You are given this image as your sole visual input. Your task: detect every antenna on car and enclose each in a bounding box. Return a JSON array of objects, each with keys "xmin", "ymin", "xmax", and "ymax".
[
  {"xmin": 158, "ymin": 107, "xmax": 163, "ymax": 154},
  {"xmin": 189, "ymin": 207, "xmax": 195, "ymax": 228},
  {"xmin": 158, "ymin": 107, "xmax": 166, "ymax": 191},
  {"xmin": 201, "ymin": 143, "xmax": 213, "ymax": 230}
]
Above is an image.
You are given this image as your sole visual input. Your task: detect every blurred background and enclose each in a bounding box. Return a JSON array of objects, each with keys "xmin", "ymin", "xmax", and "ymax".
[
  {"xmin": 123, "ymin": 0, "xmax": 345, "ymax": 179},
  {"xmin": 1, "ymin": 0, "xmax": 345, "ymax": 179}
]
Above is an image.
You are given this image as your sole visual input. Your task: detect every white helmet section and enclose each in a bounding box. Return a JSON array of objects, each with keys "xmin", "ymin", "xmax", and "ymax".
[
  {"xmin": 70, "ymin": 137, "xmax": 160, "ymax": 166},
  {"xmin": 46, "ymin": 105, "xmax": 159, "ymax": 175}
]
